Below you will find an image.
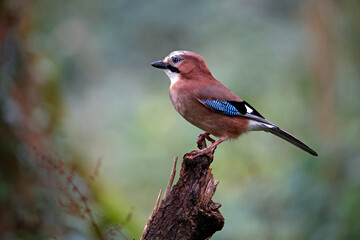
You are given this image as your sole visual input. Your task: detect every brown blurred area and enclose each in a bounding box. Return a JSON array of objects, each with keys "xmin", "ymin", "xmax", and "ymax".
[{"xmin": 0, "ymin": 1, "xmax": 63, "ymax": 238}]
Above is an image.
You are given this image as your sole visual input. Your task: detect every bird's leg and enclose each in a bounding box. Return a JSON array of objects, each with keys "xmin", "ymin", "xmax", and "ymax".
[
  {"xmin": 204, "ymin": 137, "xmax": 226, "ymax": 153},
  {"xmin": 188, "ymin": 137, "xmax": 227, "ymax": 158},
  {"xmin": 196, "ymin": 132, "xmax": 215, "ymax": 150}
]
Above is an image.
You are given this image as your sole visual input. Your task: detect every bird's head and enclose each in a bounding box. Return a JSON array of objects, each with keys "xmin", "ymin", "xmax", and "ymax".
[{"xmin": 151, "ymin": 50, "xmax": 212, "ymax": 85}]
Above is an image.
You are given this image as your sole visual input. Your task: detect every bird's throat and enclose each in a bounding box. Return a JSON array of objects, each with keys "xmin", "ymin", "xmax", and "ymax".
[{"xmin": 164, "ymin": 69, "xmax": 180, "ymax": 87}]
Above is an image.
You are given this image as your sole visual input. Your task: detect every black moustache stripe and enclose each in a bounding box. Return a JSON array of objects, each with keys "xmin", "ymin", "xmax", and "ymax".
[{"xmin": 167, "ymin": 65, "xmax": 180, "ymax": 73}]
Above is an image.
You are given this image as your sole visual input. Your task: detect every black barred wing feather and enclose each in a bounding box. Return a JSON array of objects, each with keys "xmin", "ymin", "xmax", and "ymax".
[
  {"xmin": 200, "ymin": 100, "xmax": 240, "ymax": 116},
  {"xmin": 199, "ymin": 99, "xmax": 266, "ymax": 120}
]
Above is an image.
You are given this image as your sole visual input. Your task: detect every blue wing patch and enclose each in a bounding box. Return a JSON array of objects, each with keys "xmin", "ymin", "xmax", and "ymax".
[
  {"xmin": 202, "ymin": 100, "xmax": 239, "ymax": 116},
  {"xmin": 201, "ymin": 99, "xmax": 265, "ymax": 118}
]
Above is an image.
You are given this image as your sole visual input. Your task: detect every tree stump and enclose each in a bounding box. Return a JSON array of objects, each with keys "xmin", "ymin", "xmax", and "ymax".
[{"xmin": 142, "ymin": 151, "xmax": 224, "ymax": 240}]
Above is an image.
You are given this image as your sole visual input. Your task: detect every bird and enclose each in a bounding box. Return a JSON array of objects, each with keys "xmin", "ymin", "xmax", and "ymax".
[{"xmin": 151, "ymin": 50, "xmax": 318, "ymax": 157}]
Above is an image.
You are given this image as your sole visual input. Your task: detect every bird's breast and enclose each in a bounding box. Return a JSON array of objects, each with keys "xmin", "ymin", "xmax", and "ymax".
[
  {"xmin": 169, "ymin": 84, "xmax": 190, "ymax": 117},
  {"xmin": 169, "ymin": 82, "xmax": 249, "ymax": 139}
]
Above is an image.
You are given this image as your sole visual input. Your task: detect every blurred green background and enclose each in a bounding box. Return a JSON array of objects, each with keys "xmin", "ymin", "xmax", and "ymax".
[{"xmin": 1, "ymin": 0, "xmax": 360, "ymax": 239}]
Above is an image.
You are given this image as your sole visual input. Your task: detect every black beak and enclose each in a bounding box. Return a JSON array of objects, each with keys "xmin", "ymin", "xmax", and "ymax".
[
  {"xmin": 151, "ymin": 60, "xmax": 181, "ymax": 73},
  {"xmin": 151, "ymin": 60, "xmax": 169, "ymax": 69}
]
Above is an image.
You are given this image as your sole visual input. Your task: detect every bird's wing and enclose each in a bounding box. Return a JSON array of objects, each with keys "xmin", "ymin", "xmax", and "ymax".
[
  {"xmin": 194, "ymin": 80, "xmax": 270, "ymax": 123},
  {"xmin": 197, "ymin": 98, "xmax": 272, "ymax": 125}
]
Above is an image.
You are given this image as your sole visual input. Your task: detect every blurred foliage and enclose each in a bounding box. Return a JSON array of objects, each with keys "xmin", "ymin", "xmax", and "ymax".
[{"xmin": 1, "ymin": 0, "xmax": 360, "ymax": 239}]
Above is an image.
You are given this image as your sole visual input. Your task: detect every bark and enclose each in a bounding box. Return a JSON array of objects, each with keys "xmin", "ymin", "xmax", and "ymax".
[{"xmin": 142, "ymin": 152, "xmax": 224, "ymax": 240}]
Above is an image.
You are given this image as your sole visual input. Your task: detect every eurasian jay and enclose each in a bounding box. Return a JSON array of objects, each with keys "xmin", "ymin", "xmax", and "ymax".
[{"xmin": 151, "ymin": 50, "xmax": 318, "ymax": 156}]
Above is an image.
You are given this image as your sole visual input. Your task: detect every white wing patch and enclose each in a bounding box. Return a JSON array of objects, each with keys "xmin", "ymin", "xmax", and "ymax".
[{"xmin": 245, "ymin": 105, "xmax": 254, "ymax": 114}]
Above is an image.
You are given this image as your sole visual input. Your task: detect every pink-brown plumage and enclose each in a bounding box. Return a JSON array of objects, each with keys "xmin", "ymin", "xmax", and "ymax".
[
  {"xmin": 169, "ymin": 70, "xmax": 249, "ymax": 139},
  {"xmin": 151, "ymin": 50, "xmax": 318, "ymax": 156}
]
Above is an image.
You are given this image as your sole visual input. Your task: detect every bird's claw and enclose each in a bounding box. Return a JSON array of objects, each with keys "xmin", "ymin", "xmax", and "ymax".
[{"xmin": 196, "ymin": 132, "xmax": 215, "ymax": 150}]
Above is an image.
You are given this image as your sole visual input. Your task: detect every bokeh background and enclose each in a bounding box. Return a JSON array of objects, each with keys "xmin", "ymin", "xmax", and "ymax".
[{"xmin": 1, "ymin": 0, "xmax": 359, "ymax": 239}]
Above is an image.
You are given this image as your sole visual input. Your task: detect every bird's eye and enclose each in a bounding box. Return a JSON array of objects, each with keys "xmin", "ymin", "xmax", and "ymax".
[{"xmin": 171, "ymin": 56, "xmax": 181, "ymax": 64}]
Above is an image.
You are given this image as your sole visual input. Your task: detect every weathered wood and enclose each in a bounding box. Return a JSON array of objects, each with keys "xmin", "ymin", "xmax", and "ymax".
[{"xmin": 142, "ymin": 151, "xmax": 224, "ymax": 240}]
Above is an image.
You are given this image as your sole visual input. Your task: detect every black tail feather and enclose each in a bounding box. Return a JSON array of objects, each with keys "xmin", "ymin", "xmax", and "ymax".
[{"xmin": 266, "ymin": 126, "xmax": 318, "ymax": 156}]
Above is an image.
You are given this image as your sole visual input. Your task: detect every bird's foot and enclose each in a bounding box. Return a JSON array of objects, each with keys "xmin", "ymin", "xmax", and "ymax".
[{"xmin": 196, "ymin": 132, "xmax": 215, "ymax": 150}]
